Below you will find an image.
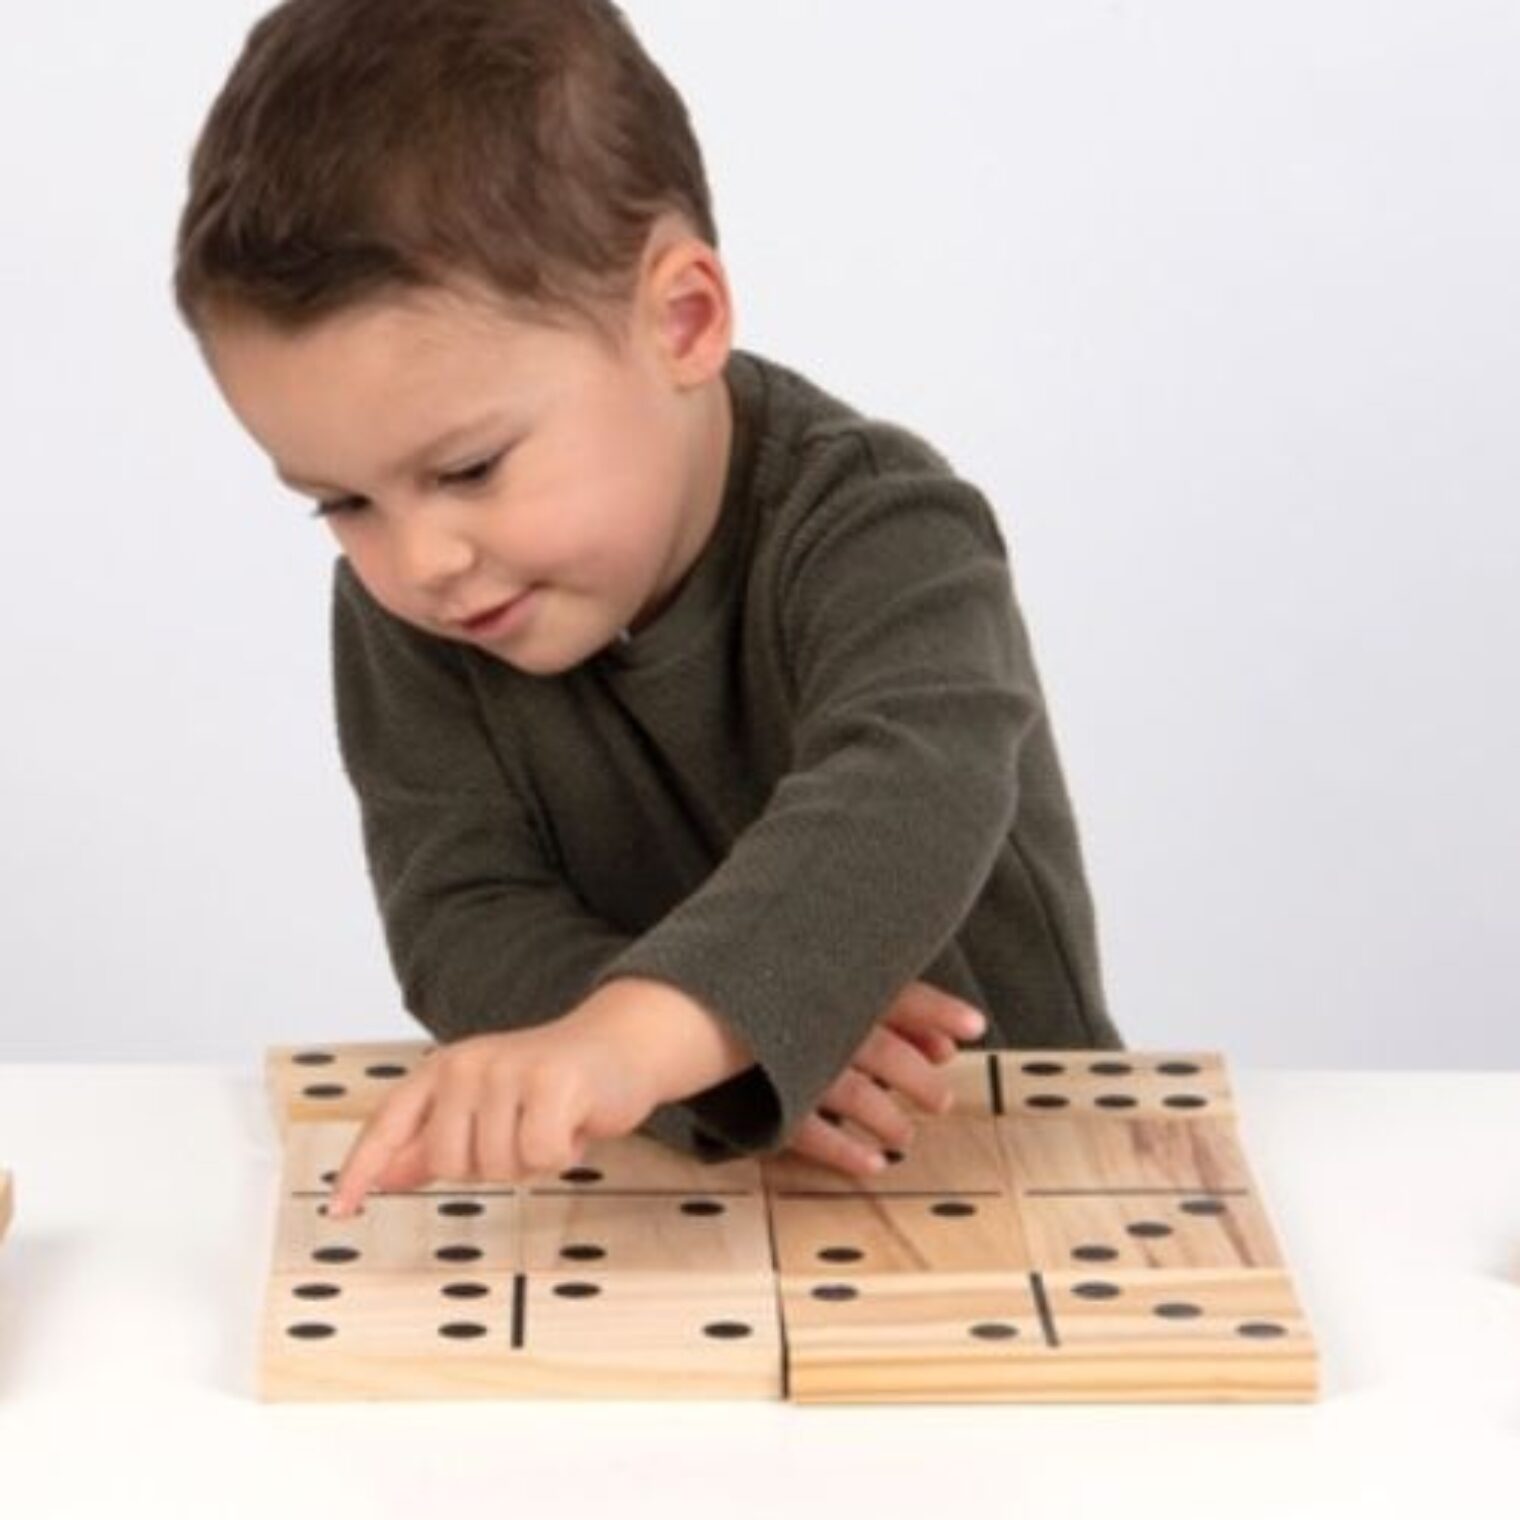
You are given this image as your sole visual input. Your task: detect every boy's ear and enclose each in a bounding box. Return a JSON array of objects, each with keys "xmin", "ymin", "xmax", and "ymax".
[{"xmin": 644, "ymin": 230, "xmax": 732, "ymax": 386}]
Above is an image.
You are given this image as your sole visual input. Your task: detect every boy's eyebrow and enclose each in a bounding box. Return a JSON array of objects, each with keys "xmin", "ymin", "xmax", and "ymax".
[{"xmin": 274, "ymin": 411, "xmax": 513, "ymax": 493}]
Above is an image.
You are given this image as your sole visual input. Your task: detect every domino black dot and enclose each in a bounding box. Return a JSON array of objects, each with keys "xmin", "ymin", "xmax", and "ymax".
[
  {"xmin": 435, "ymin": 1245, "xmax": 483, "ymax": 1264},
  {"xmin": 287, "ymin": 1322, "xmax": 336, "ymax": 1339},
  {"xmin": 560, "ymin": 1167, "xmax": 603, "ymax": 1185},
  {"xmin": 812, "ymin": 1284, "xmax": 859, "ymax": 1302},
  {"xmin": 1157, "ymin": 1061, "xmax": 1202, "ymax": 1076},
  {"xmin": 312, "ymin": 1246, "xmax": 360, "ymax": 1265},
  {"xmin": 561, "ymin": 1243, "xmax": 607, "ymax": 1262},
  {"xmin": 316, "ymin": 1202, "xmax": 366, "ymax": 1218},
  {"xmin": 293, "ymin": 1051, "xmax": 335, "ymax": 1066},
  {"xmin": 364, "ymin": 1064, "xmax": 408, "ymax": 1080},
  {"xmin": 817, "ymin": 1246, "xmax": 864, "ymax": 1264},
  {"xmin": 441, "ymin": 1282, "xmax": 490, "ymax": 1300},
  {"xmin": 553, "ymin": 1282, "xmax": 602, "ymax": 1299},
  {"xmin": 681, "ymin": 1199, "xmax": 726, "ymax": 1217},
  {"xmin": 969, "ymin": 1323, "xmax": 1019, "ymax": 1340},
  {"xmin": 1026, "ymin": 1094, "xmax": 1070, "ymax": 1109},
  {"xmin": 1237, "ymin": 1321, "xmax": 1288, "ymax": 1338},
  {"xmin": 1127, "ymin": 1220, "xmax": 1173, "ymax": 1239},
  {"xmin": 1072, "ymin": 1281, "xmax": 1122, "ymax": 1300},
  {"xmin": 1095, "ymin": 1094, "xmax": 1138, "ymax": 1109},
  {"xmin": 1072, "ymin": 1244, "xmax": 1119, "ymax": 1263},
  {"xmin": 1163, "ymin": 1094, "xmax": 1209, "ymax": 1110},
  {"xmin": 703, "ymin": 1322, "xmax": 753, "ymax": 1340},
  {"xmin": 931, "ymin": 1200, "xmax": 977, "ymax": 1218},
  {"xmin": 301, "ymin": 1084, "xmax": 348, "ymax": 1100},
  {"xmin": 437, "ymin": 1200, "xmax": 485, "ymax": 1218},
  {"xmin": 1181, "ymin": 1198, "xmax": 1228, "ymax": 1216},
  {"xmin": 438, "ymin": 1322, "xmax": 488, "ymax": 1340},
  {"xmin": 1021, "ymin": 1061, "xmax": 1066, "ymax": 1076},
  {"xmin": 319, "ymin": 1170, "xmax": 338, "ymax": 1186},
  {"xmin": 884, "ymin": 1149, "xmax": 905, "ymax": 1166},
  {"xmin": 1089, "ymin": 1061, "xmax": 1133, "ymax": 1077},
  {"xmin": 1154, "ymin": 1302, "xmax": 1203, "ymax": 1319},
  {"xmin": 292, "ymin": 1283, "xmax": 341, "ymax": 1300}
]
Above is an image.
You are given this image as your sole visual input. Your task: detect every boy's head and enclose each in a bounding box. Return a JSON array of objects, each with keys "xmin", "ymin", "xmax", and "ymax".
[{"xmin": 174, "ymin": 0, "xmax": 736, "ymax": 675}]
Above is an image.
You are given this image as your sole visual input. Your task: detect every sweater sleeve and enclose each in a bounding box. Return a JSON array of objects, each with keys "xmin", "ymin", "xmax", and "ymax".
[
  {"xmin": 330, "ymin": 558, "xmax": 752, "ymax": 1164},
  {"xmin": 589, "ymin": 439, "xmax": 1042, "ymax": 1154}
]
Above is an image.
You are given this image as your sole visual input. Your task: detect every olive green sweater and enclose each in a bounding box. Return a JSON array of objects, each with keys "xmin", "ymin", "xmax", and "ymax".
[{"xmin": 331, "ymin": 347, "xmax": 1121, "ymax": 1162}]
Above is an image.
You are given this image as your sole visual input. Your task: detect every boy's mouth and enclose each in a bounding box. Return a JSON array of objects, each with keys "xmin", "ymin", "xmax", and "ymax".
[{"xmin": 454, "ymin": 589, "xmax": 536, "ymax": 636}]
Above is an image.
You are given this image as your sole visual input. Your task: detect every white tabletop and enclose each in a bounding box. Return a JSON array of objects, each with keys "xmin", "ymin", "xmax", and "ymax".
[{"xmin": 0, "ymin": 1065, "xmax": 1516, "ymax": 1519}]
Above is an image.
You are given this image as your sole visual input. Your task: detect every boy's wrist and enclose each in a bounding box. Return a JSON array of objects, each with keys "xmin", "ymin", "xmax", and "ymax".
[{"xmin": 573, "ymin": 975, "xmax": 755, "ymax": 1104}]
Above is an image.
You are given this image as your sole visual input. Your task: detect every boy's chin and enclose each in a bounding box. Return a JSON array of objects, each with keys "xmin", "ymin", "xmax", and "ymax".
[{"xmin": 475, "ymin": 618, "xmax": 623, "ymax": 677}]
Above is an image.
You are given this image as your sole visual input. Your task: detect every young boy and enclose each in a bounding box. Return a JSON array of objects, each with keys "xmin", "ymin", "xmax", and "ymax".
[{"xmin": 172, "ymin": 0, "xmax": 1122, "ymax": 1218}]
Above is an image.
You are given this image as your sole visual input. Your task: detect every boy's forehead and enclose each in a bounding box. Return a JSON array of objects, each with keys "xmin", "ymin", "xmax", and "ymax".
[
  {"xmin": 202, "ymin": 282, "xmax": 643, "ymax": 492},
  {"xmin": 207, "ymin": 279, "xmax": 643, "ymax": 406},
  {"xmin": 200, "ymin": 298, "xmax": 531, "ymax": 487},
  {"xmin": 206, "ymin": 285, "xmax": 569, "ymax": 411}
]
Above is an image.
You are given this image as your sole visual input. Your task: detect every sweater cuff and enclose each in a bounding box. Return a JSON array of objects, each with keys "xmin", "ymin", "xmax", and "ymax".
[
  {"xmin": 591, "ymin": 946, "xmax": 833, "ymax": 1157},
  {"xmin": 636, "ymin": 1073, "xmax": 773, "ymax": 1162}
]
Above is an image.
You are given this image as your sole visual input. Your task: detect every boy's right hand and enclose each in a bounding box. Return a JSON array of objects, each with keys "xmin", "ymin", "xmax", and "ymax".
[{"xmin": 779, "ymin": 981, "xmax": 987, "ymax": 1179}]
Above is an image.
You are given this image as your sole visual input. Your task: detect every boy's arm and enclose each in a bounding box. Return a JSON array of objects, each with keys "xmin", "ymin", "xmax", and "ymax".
[
  {"xmin": 330, "ymin": 559, "xmax": 756, "ymax": 1160},
  {"xmin": 589, "ymin": 443, "xmax": 1040, "ymax": 1153}
]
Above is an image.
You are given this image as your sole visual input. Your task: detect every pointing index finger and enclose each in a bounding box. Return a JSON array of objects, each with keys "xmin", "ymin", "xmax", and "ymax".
[{"xmin": 328, "ymin": 1073, "xmax": 435, "ymax": 1219}]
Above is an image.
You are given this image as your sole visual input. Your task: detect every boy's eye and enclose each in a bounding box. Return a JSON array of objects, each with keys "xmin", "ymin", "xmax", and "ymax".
[
  {"xmin": 441, "ymin": 454, "xmax": 503, "ymax": 488},
  {"xmin": 307, "ymin": 451, "xmax": 505, "ymax": 519}
]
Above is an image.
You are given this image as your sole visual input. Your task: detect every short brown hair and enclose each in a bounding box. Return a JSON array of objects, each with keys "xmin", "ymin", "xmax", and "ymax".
[{"xmin": 172, "ymin": 0, "xmax": 718, "ymax": 349}]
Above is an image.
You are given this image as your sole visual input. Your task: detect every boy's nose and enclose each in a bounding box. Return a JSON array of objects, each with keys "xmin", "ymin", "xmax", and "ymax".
[{"xmin": 391, "ymin": 517, "xmax": 480, "ymax": 591}]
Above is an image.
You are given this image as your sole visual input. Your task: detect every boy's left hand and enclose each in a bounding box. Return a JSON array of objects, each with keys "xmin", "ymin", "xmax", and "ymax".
[
  {"xmin": 326, "ymin": 1002, "xmax": 664, "ymax": 1219},
  {"xmin": 777, "ymin": 980, "xmax": 986, "ymax": 1179}
]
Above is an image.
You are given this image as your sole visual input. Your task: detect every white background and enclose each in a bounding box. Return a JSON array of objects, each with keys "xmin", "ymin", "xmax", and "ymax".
[{"xmin": 1, "ymin": 0, "xmax": 1515, "ymax": 1067}]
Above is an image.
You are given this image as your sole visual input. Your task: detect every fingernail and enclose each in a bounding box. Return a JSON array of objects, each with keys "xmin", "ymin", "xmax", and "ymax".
[{"xmin": 962, "ymin": 1013, "xmax": 986, "ymax": 1037}]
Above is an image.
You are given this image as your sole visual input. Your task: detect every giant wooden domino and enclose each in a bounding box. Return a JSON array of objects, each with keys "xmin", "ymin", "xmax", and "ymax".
[{"xmin": 261, "ymin": 1045, "xmax": 1319, "ymax": 1402}]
